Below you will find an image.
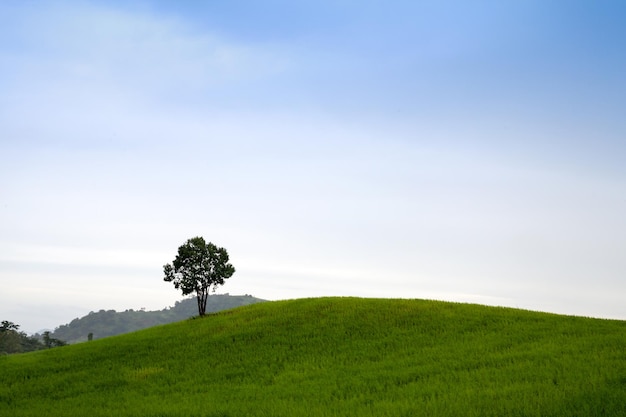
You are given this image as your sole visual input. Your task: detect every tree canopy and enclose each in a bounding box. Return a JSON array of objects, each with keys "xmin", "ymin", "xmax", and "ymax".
[
  {"xmin": 0, "ymin": 321, "xmax": 47, "ymax": 354},
  {"xmin": 163, "ymin": 237, "xmax": 235, "ymax": 316}
]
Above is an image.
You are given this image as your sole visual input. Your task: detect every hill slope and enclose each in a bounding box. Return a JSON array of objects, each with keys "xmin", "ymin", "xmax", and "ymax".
[
  {"xmin": 48, "ymin": 294, "xmax": 265, "ymax": 343},
  {"xmin": 1, "ymin": 297, "xmax": 625, "ymax": 417}
]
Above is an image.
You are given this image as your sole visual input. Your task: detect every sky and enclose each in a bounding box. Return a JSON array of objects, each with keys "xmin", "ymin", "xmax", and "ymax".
[{"xmin": 1, "ymin": 1, "xmax": 625, "ymax": 334}]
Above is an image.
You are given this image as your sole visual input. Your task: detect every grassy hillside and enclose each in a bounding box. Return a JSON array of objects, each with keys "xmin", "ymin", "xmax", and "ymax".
[{"xmin": 1, "ymin": 297, "xmax": 625, "ymax": 416}]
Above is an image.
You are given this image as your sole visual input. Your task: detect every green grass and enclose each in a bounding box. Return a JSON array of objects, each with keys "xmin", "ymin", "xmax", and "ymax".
[{"xmin": 1, "ymin": 297, "xmax": 625, "ymax": 416}]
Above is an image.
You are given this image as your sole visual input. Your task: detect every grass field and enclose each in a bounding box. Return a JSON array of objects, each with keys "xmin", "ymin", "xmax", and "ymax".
[{"xmin": 1, "ymin": 297, "xmax": 625, "ymax": 416}]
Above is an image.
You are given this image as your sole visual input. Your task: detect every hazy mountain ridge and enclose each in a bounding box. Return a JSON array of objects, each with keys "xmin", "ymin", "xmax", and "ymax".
[{"xmin": 48, "ymin": 294, "xmax": 265, "ymax": 343}]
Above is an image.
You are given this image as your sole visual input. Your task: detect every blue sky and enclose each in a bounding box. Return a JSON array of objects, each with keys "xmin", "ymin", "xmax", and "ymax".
[{"xmin": 1, "ymin": 1, "xmax": 625, "ymax": 333}]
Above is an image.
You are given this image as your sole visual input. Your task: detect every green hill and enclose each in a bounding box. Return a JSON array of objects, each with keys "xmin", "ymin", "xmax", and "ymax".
[
  {"xmin": 1, "ymin": 297, "xmax": 625, "ymax": 417},
  {"xmin": 47, "ymin": 294, "xmax": 265, "ymax": 343}
]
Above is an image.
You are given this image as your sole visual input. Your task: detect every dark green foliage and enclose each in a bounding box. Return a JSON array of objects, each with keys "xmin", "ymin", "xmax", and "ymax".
[
  {"xmin": 42, "ymin": 331, "xmax": 66, "ymax": 348},
  {"xmin": 164, "ymin": 237, "xmax": 236, "ymax": 316},
  {"xmin": 1, "ymin": 298, "xmax": 625, "ymax": 416},
  {"xmin": 0, "ymin": 321, "xmax": 45, "ymax": 354},
  {"xmin": 48, "ymin": 294, "xmax": 265, "ymax": 343},
  {"xmin": 1, "ymin": 321, "xmax": 19, "ymax": 332}
]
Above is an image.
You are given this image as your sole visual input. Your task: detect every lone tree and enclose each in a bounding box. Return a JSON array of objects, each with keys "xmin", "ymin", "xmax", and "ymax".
[{"xmin": 163, "ymin": 237, "xmax": 235, "ymax": 316}]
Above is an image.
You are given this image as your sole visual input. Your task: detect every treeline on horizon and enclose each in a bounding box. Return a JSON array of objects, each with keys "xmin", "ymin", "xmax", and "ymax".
[
  {"xmin": 1, "ymin": 294, "xmax": 265, "ymax": 352},
  {"xmin": 0, "ymin": 321, "xmax": 65, "ymax": 355},
  {"xmin": 53, "ymin": 294, "xmax": 264, "ymax": 343}
]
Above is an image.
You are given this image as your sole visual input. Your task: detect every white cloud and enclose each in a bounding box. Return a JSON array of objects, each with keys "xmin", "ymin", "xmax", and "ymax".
[
  {"xmin": 8, "ymin": 2, "xmax": 290, "ymax": 87},
  {"xmin": 0, "ymin": 241, "xmax": 165, "ymax": 269},
  {"xmin": 1, "ymin": 1, "xmax": 294, "ymax": 152}
]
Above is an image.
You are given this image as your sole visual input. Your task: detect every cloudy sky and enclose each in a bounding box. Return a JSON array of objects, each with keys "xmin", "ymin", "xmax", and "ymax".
[{"xmin": 1, "ymin": 1, "xmax": 625, "ymax": 333}]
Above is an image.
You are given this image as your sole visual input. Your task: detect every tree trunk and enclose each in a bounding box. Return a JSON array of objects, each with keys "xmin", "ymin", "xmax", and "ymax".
[{"xmin": 197, "ymin": 289, "xmax": 209, "ymax": 316}]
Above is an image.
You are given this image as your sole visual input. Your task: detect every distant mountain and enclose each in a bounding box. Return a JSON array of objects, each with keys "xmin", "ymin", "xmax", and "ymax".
[{"xmin": 47, "ymin": 294, "xmax": 266, "ymax": 344}]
